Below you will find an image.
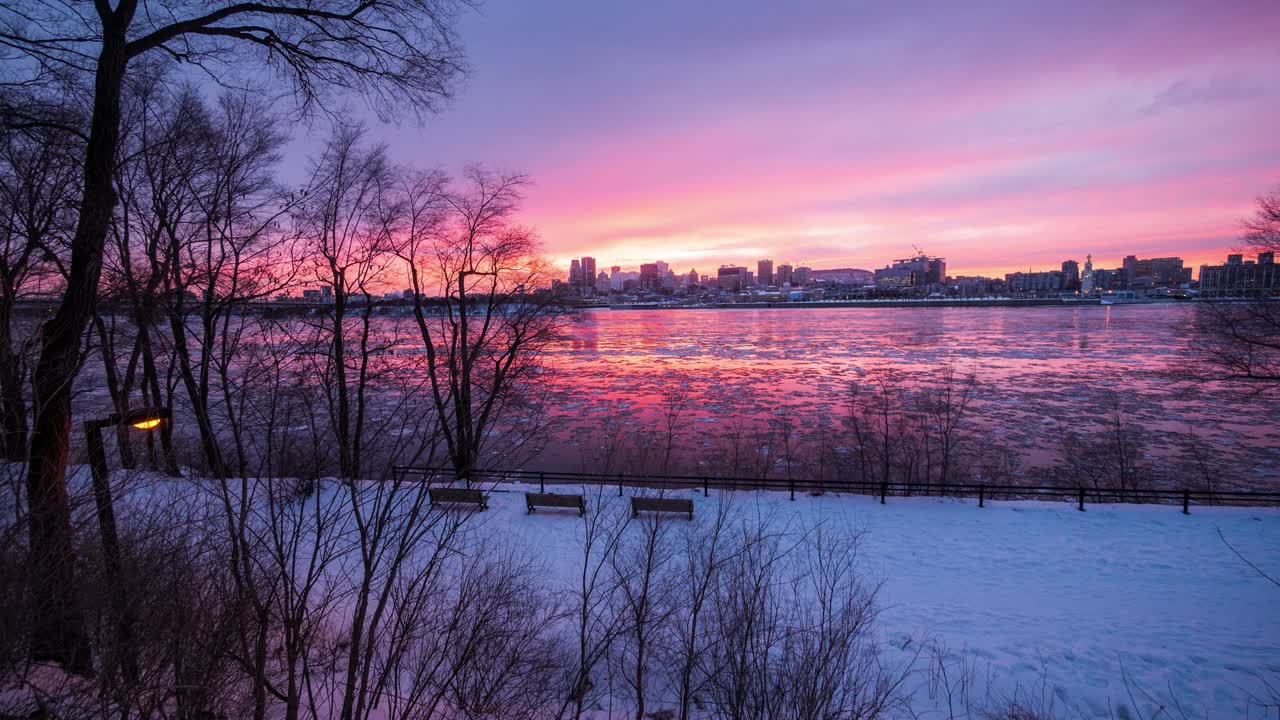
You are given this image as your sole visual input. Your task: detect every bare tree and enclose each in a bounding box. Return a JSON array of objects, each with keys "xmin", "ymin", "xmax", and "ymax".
[
  {"xmin": 1, "ymin": 0, "xmax": 471, "ymax": 669},
  {"xmin": 400, "ymin": 168, "xmax": 569, "ymax": 482},
  {"xmin": 665, "ymin": 498, "xmax": 736, "ymax": 720},
  {"xmin": 297, "ymin": 123, "xmax": 399, "ymax": 479},
  {"xmin": 558, "ymin": 486, "xmax": 630, "ymax": 720},
  {"xmin": 611, "ymin": 503, "xmax": 677, "ymax": 719},
  {"xmin": 660, "ymin": 385, "xmax": 691, "ymax": 474},
  {"xmin": 704, "ymin": 520, "xmax": 909, "ymax": 719},
  {"xmin": 1057, "ymin": 390, "xmax": 1148, "ymax": 494},
  {"xmin": 0, "ymin": 118, "xmax": 76, "ymax": 460},
  {"xmin": 1185, "ymin": 186, "xmax": 1280, "ymax": 392},
  {"xmin": 919, "ymin": 364, "xmax": 978, "ymax": 487}
]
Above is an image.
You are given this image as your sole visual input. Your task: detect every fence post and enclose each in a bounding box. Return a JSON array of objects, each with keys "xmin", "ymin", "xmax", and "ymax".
[
  {"xmin": 979, "ymin": 485, "xmax": 985, "ymax": 508},
  {"xmin": 1182, "ymin": 490, "xmax": 1190, "ymax": 515},
  {"xmin": 1077, "ymin": 488, "xmax": 1085, "ymax": 512},
  {"xmin": 880, "ymin": 482, "xmax": 887, "ymax": 505},
  {"xmin": 618, "ymin": 474, "xmax": 624, "ymax": 497},
  {"xmin": 703, "ymin": 476, "xmax": 708, "ymax": 497},
  {"xmin": 539, "ymin": 472, "xmax": 545, "ymax": 493}
]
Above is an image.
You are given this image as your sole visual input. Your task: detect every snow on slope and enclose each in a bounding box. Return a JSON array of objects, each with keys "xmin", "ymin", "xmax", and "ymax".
[{"xmin": 479, "ymin": 485, "xmax": 1280, "ymax": 718}]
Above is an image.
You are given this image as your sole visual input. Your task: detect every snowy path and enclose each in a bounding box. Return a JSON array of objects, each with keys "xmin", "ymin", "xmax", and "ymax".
[{"xmin": 483, "ymin": 486, "xmax": 1280, "ymax": 718}]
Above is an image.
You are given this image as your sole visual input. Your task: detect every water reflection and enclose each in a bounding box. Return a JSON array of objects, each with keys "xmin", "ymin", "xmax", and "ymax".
[{"xmin": 537, "ymin": 305, "xmax": 1279, "ymax": 481}]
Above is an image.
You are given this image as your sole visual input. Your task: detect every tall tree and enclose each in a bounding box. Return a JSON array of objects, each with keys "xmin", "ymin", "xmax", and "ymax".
[
  {"xmin": 1, "ymin": 0, "xmax": 470, "ymax": 671},
  {"xmin": 0, "ymin": 119, "xmax": 77, "ymax": 460},
  {"xmin": 399, "ymin": 168, "xmax": 567, "ymax": 482},
  {"xmin": 298, "ymin": 124, "xmax": 398, "ymax": 479}
]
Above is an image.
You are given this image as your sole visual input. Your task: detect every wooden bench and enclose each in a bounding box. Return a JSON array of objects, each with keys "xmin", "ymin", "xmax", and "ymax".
[
  {"xmin": 630, "ymin": 496, "xmax": 693, "ymax": 520},
  {"xmin": 429, "ymin": 487, "xmax": 487, "ymax": 510},
  {"xmin": 526, "ymin": 492, "xmax": 586, "ymax": 516}
]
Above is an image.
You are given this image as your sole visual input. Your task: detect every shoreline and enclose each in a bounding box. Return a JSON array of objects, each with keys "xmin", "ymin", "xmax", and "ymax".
[{"xmin": 605, "ymin": 297, "xmax": 1181, "ymax": 310}]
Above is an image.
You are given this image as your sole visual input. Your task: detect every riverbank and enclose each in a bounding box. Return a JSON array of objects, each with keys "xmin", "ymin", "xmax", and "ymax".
[{"xmin": 606, "ymin": 297, "xmax": 1183, "ymax": 310}]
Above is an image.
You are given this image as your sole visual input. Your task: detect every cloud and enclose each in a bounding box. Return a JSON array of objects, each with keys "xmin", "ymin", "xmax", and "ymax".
[{"xmin": 1141, "ymin": 76, "xmax": 1264, "ymax": 117}]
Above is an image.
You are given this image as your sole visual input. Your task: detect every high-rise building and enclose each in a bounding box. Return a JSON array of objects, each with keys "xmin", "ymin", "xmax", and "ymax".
[
  {"xmin": 1081, "ymin": 255, "xmax": 1095, "ymax": 294},
  {"xmin": 569, "ymin": 259, "xmax": 582, "ymax": 286},
  {"xmin": 757, "ymin": 259, "xmax": 773, "ymax": 286},
  {"xmin": 639, "ymin": 263, "xmax": 660, "ymax": 290},
  {"xmin": 776, "ymin": 264, "xmax": 794, "ymax": 285},
  {"xmin": 1062, "ymin": 260, "xmax": 1080, "ymax": 289},
  {"xmin": 596, "ymin": 271, "xmax": 609, "ymax": 288},
  {"xmin": 687, "ymin": 269, "xmax": 699, "ymax": 286},
  {"xmin": 793, "ymin": 266, "xmax": 811, "ymax": 285},
  {"xmin": 717, "ymin": 265, "xmax": 749, "ymax": 291}
]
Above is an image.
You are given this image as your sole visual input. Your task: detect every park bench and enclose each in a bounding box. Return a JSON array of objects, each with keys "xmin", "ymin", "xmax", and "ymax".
[
  {"xmin": 429, "ymin": 487, "xmax": 487, "ymax": 511},
  {"xmin": 525, "ymin": 492, "xmax": 586, "ymax": 516},
  {"xmin": 630, "ymin": 496, "xmax": 694, "ymax": 520}
]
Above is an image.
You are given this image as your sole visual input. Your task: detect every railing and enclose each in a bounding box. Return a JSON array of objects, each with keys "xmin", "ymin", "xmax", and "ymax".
[{"xmin": 390, "ymin": 466, "xmax": 1280, "ymax": 514}]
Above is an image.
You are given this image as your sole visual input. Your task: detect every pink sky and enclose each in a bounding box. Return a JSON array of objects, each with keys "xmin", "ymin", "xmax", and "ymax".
[{"xmin": 295, "ymin": 0, "xmax": 1280, "ymax": 278}]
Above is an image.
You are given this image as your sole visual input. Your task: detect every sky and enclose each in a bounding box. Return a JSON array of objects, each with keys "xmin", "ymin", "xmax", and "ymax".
[{"xmin": 288, "ymin": 0, "xmax": 1280, "ymax": 278}]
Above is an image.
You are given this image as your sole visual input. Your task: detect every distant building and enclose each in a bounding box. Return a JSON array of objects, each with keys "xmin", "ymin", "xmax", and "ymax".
[
  {"xmin": 596, "ymin": 271, "xmax": 609, "ymax": 288},
  {"xmin": 302, "ymin": 286, "xmax": 334, "ymax": 303},
  {"xmin": 639, "ymin": 263, "xmax": 660, "ymax": 291},
  {"xmin": 581, "ymin": 256, "xmax": 597, "ymax": 288},
  {"xmin": 1123, "ymin": 254, "xmax": 1190, "ymax": 286},
  {"xmin": 717, "ymin": 265, "xmax": 749, "ymax": 291},
  {"xmin": 757, "ymin": 259, "xmax": 773, "ymax": 286},
  {"xmin": 1061, "ymin": 260, "xmax": 1080, "ymax": 290},
  {"xmin": 874, "ymin": 254, "xmax": 945, "ymax": 288},
  {"xmin": 808, "ymin": 268, "xmax": 874, "ymax": 285},
  {"xmin": 1092, "ymin": 267, "xmax": 1123, "ymax": 291},
  {"xmin": 569, "ymin": 259, "xmax": 582, "ymax": 287},
  {"xmin": 793, "ymin": 266, "xmax": 811, "ymax": 286},
  {"xmin": 1005, "ymin": 270, "xmax": 1064, "ymax": 293},
  {"xmin": 1081, "ymin": 255, "xmax": 1095, "ymax": 294},
  {"xmin": 954, "ymin": 276, "xmax": 995, "ymax": 297},
  {"xmin": 1199, "ymin": 252, "xmax": 1278, "ymax": 297},
  {"xmin": 776, "ymin": 264, "xmax": 794, "ymax": 285}
]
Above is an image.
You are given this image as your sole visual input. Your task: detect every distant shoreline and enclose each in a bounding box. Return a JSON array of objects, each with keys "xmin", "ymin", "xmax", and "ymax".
[{"xmin": 605, "ymin": 297, "xmax": 1184, "ymax": 310}]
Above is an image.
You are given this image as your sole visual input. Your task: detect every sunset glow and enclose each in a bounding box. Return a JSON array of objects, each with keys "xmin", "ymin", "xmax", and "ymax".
[{"xmin": 333, "ymin": 0, "xmax": 1280, "ymax": 276}]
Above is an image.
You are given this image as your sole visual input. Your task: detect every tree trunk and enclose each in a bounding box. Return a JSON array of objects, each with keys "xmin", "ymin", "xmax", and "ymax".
[
  {"xmin": 26, "ymin": 10, "xmax": 133, "ymax": 671},
  {"xmin": 0, "ymin": 293, "xmax": 26, "ymax": 460}
]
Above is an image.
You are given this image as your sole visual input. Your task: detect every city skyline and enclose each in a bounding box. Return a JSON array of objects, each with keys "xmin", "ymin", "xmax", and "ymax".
[{"xmin": 281, "ymin": 0, "xmax": 1280, "ymax": 278}]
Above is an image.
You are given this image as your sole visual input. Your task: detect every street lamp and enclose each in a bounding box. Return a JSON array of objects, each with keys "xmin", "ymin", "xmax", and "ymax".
[{"xmin": 83, "ymin": 406, "xmax": 170, "ymax": 687}]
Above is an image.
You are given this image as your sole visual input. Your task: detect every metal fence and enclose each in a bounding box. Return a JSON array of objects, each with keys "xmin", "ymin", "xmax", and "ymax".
[{"xmin": 391, "ymin": 466, "xmax": 1280, "ymax": 514}]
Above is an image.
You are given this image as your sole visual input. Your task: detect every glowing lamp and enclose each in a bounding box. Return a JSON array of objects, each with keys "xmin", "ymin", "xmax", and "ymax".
[{"xmin": 119, "ymin": 407, "xmax": 170, "ymax": 431}]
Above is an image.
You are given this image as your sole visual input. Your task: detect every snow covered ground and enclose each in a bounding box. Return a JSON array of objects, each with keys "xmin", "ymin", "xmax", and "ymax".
[{"xmin": 478, "ymin": 485, "xmax": 1280, "ymax": 718}]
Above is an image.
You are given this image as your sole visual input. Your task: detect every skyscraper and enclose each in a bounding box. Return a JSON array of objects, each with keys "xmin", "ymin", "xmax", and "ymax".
[
  {"xmin": 757, "ymin": 259, "xmax": 773, "ymax": 286},
  {"xmin": 581, "ymin": 256, "xmax": 597, "ymax": 288},
  {"xmin": 776, "ymin": 264, "xmax": 794, "ymax": 285},
  {"xmin": 569, "ymin": 259, "xmax": 582, "ymax": 286},
  {"xmin": 1081, "ymin": 254, "xmax": 1095, "ymax": 294},
  {"xmin": 1062, "ymin": 259, "xmax": 1080, "ymax": 290}
]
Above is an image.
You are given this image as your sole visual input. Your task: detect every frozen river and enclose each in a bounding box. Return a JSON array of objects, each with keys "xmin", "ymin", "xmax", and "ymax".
[
  {"xmin": 535, "ymin": 303, "xmax": 1279, "ymax": 485},
  {"xmin": 68, "ymin": 303, "xmax": 1280, "ymax": 487}
]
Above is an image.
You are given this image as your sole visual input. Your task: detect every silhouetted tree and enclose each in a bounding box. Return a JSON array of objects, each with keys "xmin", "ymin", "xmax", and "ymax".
[
  {"xmin": 399, "ymin": 168, "xmax": 568, "ymax": 482},
  {"xmin": 1187, "ymin": 186, "xmax": 1280, "ymax": 392},
  {"xmin": 2, "ymin": 0, "xmax": 470, "ymax": 673}
]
